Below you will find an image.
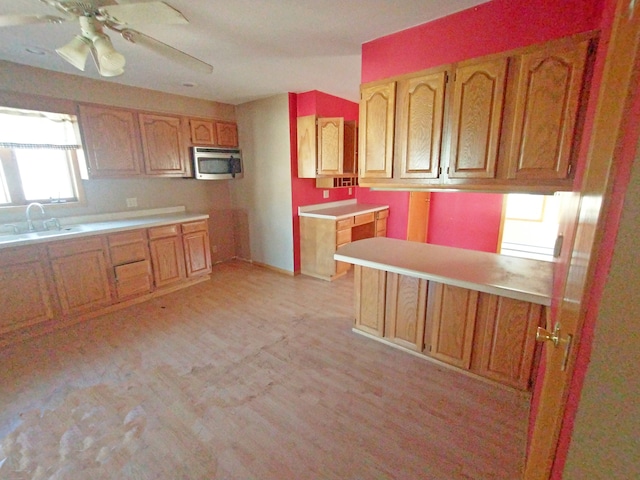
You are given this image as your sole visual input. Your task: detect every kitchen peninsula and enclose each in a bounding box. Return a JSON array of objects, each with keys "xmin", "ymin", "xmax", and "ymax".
[
  {"xmin": 299, "ymin": 200, "xmax": 389, "ymax": 281},
  {"xmin": 335, "ymin": 237, "xmax": 553, "ymax": 390}
]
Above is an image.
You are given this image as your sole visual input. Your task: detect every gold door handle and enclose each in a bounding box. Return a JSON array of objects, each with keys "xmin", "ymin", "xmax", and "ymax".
[
  {"xmin": 536, "ymin": 322, "xmax": 574, "ymax": 371},
  {"xmin": 536, "ymin": 323, "xmax": 561, "ymax": 346}
]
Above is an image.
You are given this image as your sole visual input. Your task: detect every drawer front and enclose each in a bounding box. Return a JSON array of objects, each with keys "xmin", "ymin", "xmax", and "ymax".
[
  {"xmin": 376, "ymin": 218, "xmax": 388, "ymax": 236},
  {"xmin": 115, "ymin": 260, "xmax": 151, "ymax": 281},
  {"xmin": 110, "ymin": 242, "xmax": 147, "ymax": 266},
  {"xmin": 148, "ymin": 224, "xmax": 179, "ymax": 240},
  {"xmin": 336, "ymin": 228, "xmax": 352, "ymax": 246},
  {"xmin": 114, "ymin": 260, "xmax": 152, "ymax": 298},
  {"xmin": 108, "ymin": 230, "xmax": 146, "ymax": 247},
  {"xmin": 354, "ymin": 212, "xmax": 375, "ymax": 226},
  {"xmin": 48, "ymin": 236, "xmax": 105, "ymax": 258},
  {"xmin": 336, "ymin": 217, "xmax": 354, "ymax": 230},
  {"xmin": 181, "ymin": 220, "xmax": 208, "ymax": 234},
  {"xmin": 376, "ymin": 209, "xmax": 389, "ymax": 220}
]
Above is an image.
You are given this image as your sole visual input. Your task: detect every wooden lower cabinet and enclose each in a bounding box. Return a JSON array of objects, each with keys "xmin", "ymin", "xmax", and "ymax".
[
  {"xmin": 471, "ymin": 293, "xmax": 544, "ymax": 390},
  {"xmin": 149, "ymin": 225, "xmax": 187, "ymax": 288},
  {"xmin": 352, "ymin": 270, "xmax": 543, "ymax": 390},
  {"xmin": 0, "ymin": 246, "xmax": 56, "ymax": 333},
  {"xmin": 182, "ymin": 220, "xmax": 212, "ymax": 278},
  {"xmin": 354, "ymin": 265, "xmax": 386, "ymax": 336},
  {"xmin": 426, "ymin": 283, "xmax": 479, "ymax": 369},
  {"xmin": 48, "ymin": 237, "xmax": 113, "ymax": 316},
  {"xmin": 384, "ymin": 273, "xmax": 427, "ymax": 351}
]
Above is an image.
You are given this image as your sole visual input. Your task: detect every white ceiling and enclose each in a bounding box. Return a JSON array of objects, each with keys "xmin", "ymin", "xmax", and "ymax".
[{"xmin": 0, "ymin": 0, "xmax": 488, "ymax": 105}]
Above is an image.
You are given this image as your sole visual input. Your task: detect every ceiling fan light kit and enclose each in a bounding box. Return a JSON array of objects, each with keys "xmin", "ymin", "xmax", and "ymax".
[{"xmin": 1, "ymin": 1, "xmax": 213, "ymax": 77}]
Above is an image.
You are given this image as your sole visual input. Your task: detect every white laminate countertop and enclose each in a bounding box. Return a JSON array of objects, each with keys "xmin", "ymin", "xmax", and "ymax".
[
  {"xmin": 298, "ymin": 199, "xmax": 389, "ymax": 219},
  {"xmin": 0, "ymin": 206, "xmax": 208, "ymax": 250},
  {"xmin": 335, "ymin": 237, "xmax": 553, "ymax": 306}
]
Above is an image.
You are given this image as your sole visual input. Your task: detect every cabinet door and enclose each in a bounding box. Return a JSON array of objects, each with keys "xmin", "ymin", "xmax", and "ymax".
[
  {"xmin": 215, "ymin": 121, "xmax": 239, "ymax": 147},
  {"xmin": 504, "ymin": 39, "xmax": 590, "ymax": 180},
  {"xmin": 190, "ymin": 119, "xmax": 216, "ymax": 145},
  {"xmin": 427, "ymin": 282, "xmax": 478, "ymax": 369},
  {"xmin": 448, "ymin": 57, "xmax": 508, "ymax": 179},
  {"xmin": 78, "ymin": 104, "xmax": 143, "ymax": 178},
  {"xmin": 0, "ymin": 247, "xmax": 55, "ymax": 333},
  {"xmin": 296, "ymin": 115, "xmax": 318, "ymax": 178},
  {"xmin": 385, "ymin": 273, "xmax": 427, "ymax": 351},
  {"xmin": 139, "ymin": 113, "xmax": 188, "ymax": 176},
  {"xmin": 359, "ymin": 82, "xmax": 396, "ymax": 178},
  {"xmin": 343, "ymin": 120, "xmax": 358, "ymax": 175},
  {"xmin": 375, "ymin": 209, "xmax": 389, "ymax": 237},
  {"xmin": 396, "ymin": 70, "xmax": 447, "ymax": 179},
  {"xmin": 471, "ymin": 294, "xmax": 543, "ymax": 390},
  {"xmin": 317, "ymin": 117, "xmax": 344, "ymax": 175},
  {"xmin": 354, "ymin": 265, "xmax": 386, "ymax": 336},
  {"xmin": 149, "ymin": 235, "xmax": 186, "ymax": 288},
  {"xmin": 114, "ymin": 260, "xmax": 153, "ymax": 299},
  {"xmin": 49, "ymin": 239, "xmax": 112, "ymax": 316},
  {"xmin": 183, "ymin": 228, "xmax": 212, "ymax": 278}
]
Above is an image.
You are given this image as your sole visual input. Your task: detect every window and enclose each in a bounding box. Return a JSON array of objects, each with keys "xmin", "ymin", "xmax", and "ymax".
[
  {"xmin": 499, "ymin": 193, "xmax": 562, "ymax": 262},
  {"xmin": 0, "ymin": 106, "xmax": 85, "ymax": 208}
]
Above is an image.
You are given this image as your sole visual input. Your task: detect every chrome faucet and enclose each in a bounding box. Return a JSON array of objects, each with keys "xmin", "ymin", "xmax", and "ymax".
[{"xmin": 26, "ymin": 202, "xmax": 45, "ymax": 231}]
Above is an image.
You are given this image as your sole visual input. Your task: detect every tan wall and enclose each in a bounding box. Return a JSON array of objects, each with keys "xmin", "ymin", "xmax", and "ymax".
[{"xmin": 0, "ymin": 61, "xmax": 238, "ymax": 263}]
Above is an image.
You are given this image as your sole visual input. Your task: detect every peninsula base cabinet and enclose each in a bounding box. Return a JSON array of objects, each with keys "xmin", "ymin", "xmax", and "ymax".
[
  {"xmin": 352, "ymin": 267, "xmax": 545, "ymax": 390},
  {"xmin": 0, "ymin": 219, "xmax": 212, "ymax": 346}
]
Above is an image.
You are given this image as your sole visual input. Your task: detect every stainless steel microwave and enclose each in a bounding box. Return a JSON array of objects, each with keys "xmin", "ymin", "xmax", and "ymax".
[{"xmin": 192, "ymin": 146, "xmax": 243, "ymax": 180}]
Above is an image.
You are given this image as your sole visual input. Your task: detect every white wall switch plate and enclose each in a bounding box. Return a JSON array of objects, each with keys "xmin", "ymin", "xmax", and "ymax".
[{"xmin": 323, "ymin": 190, "xmax": 329, "ymax": 199}]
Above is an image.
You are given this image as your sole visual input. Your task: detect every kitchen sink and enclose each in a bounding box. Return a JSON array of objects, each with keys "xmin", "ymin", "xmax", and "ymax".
[{"xmin": 0, "ymin": 224, "xmax": 93, "ymax": 245}]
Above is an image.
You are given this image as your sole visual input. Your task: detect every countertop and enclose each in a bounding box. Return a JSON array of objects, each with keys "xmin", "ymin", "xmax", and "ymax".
[
  {"xmin": 0, "ymin": 206, "xmax": 208, "ymax": 250},
  {"xmin": 335, "ymin": 237, "xmax": 553, "ymax": 306},
  {"xmin": 298, "ymin": 199, "xmax": 389, "ymax": 219}
]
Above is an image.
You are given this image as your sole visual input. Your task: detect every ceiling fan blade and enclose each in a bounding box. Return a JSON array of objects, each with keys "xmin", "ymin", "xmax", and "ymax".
[
  {"xmin": 120, "ymin": 29, "xmax": 212, "ymax": 74},
  {"xmin": 99, "ymin": 1, "xmax": 188, "ymax": 25},
  {"xmin": 0, "ymin": 14, "xmax": 66, "ymax": 27}
]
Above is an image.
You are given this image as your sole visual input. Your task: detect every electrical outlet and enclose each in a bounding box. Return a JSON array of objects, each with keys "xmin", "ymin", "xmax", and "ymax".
[
  {"xmin": 323, "ymin": 190, "xmax": 329, "ymax": 199},
  {"xmin": 348, "ymin": 187, "xmax": 353, "ymax": 195},
  {"xmin": 126, "ymin": 197, "xmax": 137, "ymax": 208}
]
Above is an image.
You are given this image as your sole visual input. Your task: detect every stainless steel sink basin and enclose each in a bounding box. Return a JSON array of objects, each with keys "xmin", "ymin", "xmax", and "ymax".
[{"xmin": 0, "ymin": 224, "xmax": 93, "ymax": 245}]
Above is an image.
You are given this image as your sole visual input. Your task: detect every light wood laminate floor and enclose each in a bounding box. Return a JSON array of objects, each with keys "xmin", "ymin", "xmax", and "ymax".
[{"xmin": 0, "ymin": 261, "xmax": 530, "ymax": 479}]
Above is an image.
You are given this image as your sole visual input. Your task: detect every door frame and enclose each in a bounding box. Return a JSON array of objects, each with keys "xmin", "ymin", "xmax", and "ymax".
[{"xmin": 524, "ymin": 0, "xmax": 640, "ymax": 477}]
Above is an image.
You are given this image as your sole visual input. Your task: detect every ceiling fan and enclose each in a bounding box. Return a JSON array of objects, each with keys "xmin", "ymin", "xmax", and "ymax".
[{"xmin": 0, "ymin": 0, "xmax": 213, "ymax": 77}]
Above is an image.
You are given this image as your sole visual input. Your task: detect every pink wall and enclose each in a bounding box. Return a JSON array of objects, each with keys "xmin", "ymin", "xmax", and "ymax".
[
  {"xmin": 290, "ymin": 91, "xmax": 359, "ymax": 272},
  {"xmin": 427, "ymin": 193, "xmax": 503, "ymax": 252}
]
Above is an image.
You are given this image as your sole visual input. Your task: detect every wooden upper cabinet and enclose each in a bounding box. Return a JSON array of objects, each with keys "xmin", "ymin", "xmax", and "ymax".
[
  {"xmin": 503, "ymin": 38, "xmax": 591, "ymax": 181},
  {"xmin": 359, "ymin": 81, "xmax": 396, "ymax": 178},
  {"xmin": 343, "ymin": 120, "xmax": 358, "ymax": 175},
  {"xmin": 78, "ymin": 104, "xmax": 143, "ymax": 178},
  {"xmin": 216, "ymin": 121, "xmax": 239, "ymax": 147},
  {"xmin": 396, "ymin": 69, "xmax": 447, "ymax": 179},
  {"xmin": 138, "ymin": 113, "xmax": 188, "ymax": 176},
  {"xmin": 190, "ymin": 119, "xmax": 216, "ymax": 145},
  {"xmin": 317, "ymin": 117, "xmax": 344, "ymax": 176},
  {"xmin": 448, "ymin": 57, "xmax": 508, "ymax": 179},
  {"xmin": 297, "ymin": 116, "xmax": 356, "ymax": 178}
]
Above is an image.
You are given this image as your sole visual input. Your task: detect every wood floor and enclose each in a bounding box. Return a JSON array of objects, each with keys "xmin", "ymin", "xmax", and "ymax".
[{"xmin": 0, "ymin": 261, "xmax": 530, "ymax": 479}]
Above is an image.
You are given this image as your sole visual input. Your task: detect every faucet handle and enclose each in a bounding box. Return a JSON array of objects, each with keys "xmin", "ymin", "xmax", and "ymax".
[
  {"xmin": 44, "ymin": 218, "xmax": 61, "ymax": 231},
  {"xmin": 1, "ymin": 224, "xmax": 20, "ymax": 234}
]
